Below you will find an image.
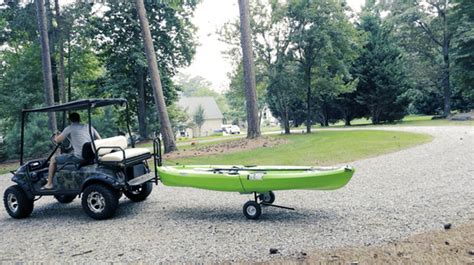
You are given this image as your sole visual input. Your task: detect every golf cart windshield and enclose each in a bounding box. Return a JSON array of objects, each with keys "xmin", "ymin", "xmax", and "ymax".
[{"xmin": 20, "ymin": 98, "xmax": 133, "ymax": 165}]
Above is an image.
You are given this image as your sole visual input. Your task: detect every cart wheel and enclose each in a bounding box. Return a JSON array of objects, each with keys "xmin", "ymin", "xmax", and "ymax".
[
  {"xmin": 124, "ymin": 182, "xmax": 153, "ymax": 202},
  {"xmin": 81, "ymin": 184, "xmax": 118, "ymax": 220},
  {"xmin": 54, "ymin": 194, "xmax": 76, "ymax": 204},
  {"xmin": 259, "ymin": 191, "xmax": 275, "ymax": 204},
  {"xmin": 243, "ymin": 201, "xmax": 261, "ymax": 220},
  {"xmin": 3, "ymin": 185, "xmax": 34, "ymax": 219}
]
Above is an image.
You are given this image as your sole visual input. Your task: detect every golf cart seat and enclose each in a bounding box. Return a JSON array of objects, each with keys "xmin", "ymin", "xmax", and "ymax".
[{"xmin": 94, "ymin": 136, "xmax": 151, "ymax": 165}]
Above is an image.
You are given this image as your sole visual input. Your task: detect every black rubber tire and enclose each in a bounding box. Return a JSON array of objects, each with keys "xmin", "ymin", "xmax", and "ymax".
[
  {"xmin": 259, "ymin": 191, "xmax": 275, "ymax": 204},
  {"xmin": 54, "ymin": 194, "xmax": 76, "ymax": 204},
  {"xmin": 3, "ymin": 185, "xmax": 34, "ymax": 219},
  {"xmin": 124, "ymin": 182, "xmax": 153, "ymax": 202},
  {"xmin": 243, "ymin": 201, "xmax": 261, "ymax": 220},
  {"xmin": 81, "ymin": 184, "xmax": 119, "ymax": 220}
]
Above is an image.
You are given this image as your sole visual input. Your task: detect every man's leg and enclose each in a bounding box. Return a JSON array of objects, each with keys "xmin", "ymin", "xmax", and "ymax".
[{"xmin": 43, "ymin": 156, "xmax": 57, "ymax": 189}]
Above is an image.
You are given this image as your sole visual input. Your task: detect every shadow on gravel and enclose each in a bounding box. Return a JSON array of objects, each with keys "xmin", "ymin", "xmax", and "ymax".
[
  {"xmin": 4, "ymin": 200, "xmax": 139, "ymax": 222},
  {"xmin": 165, "ymin": 206, "xmax": 336, "ymax": 223}
]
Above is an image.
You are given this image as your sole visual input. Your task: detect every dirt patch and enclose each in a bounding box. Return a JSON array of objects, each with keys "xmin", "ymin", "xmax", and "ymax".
[
  {"xmin": 164, "ymin": 136, "xmax": 287, "ymax": 160},
  {"xmin": 270, "ymin": 221, "xmax": 474, "ymax": 264}
]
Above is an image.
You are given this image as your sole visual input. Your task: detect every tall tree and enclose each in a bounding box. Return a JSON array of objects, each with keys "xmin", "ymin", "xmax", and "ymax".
[
  {"xmin": 92, "ymin": 2, "xmax": 196, "ymax": 140},
  {"xmin": 54, "ymin": 0, "xmax": 66, "ymax": 103},
  {"xmin": 287, "ymin": 0, "xmax": 359, "ymax": 132},
  {"xmin": 386, "ymin": 0, "xmax": 454, "ymax": 116},
  {"xmin": 452, "ymin": 0, "xmax": 474, "ymax": 110},
  {"xmin": 35, "ymin": 0, "xmax": 57, "ymax": 132},
  {"xmin": 238, "ymin": 0, "xmax": 261, "ymax": 139},
  {"xmin": 355, "ymin": 4, "xmax": 410, "ymax": 124},
  {"xmin": 135, "ymin": 0, "xmax": 177, "ymax": 152}
]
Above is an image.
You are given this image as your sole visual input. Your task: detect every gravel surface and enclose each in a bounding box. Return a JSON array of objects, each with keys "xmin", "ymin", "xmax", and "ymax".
[{"xmin": 0, "ymin": 126, "xmax": 472, "ymax": 263}]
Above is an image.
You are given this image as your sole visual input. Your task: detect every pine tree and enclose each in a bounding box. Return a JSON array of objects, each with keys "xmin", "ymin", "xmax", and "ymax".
[{"xmin": 355, "ymin": 5, "xmax": 410, "ymax": 124}]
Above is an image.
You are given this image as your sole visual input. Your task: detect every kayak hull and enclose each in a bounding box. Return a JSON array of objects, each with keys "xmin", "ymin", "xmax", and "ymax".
[{"xmin": 157, "ymin": 165, "xmax": 354, "ymax": 193}]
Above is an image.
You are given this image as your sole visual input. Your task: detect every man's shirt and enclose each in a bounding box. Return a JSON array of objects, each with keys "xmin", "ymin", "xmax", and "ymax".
[{"xmin": 60, "ymin": 123, "xmax": 100, "ymax": 159}]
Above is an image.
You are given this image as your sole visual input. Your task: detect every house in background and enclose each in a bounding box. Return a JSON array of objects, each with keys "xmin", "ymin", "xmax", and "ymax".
[{"xmin": 178, "ymin": 96, "xmax": 224, "ymax": 138}]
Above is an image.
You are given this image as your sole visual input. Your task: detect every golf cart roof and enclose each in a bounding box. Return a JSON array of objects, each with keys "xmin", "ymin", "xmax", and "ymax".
[{"xmin": 22, "ymin": 98, "xmax": 128, "ymax": 113}]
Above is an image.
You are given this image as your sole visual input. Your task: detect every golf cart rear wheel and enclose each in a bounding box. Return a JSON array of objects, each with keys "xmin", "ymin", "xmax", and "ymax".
[
  {"xmin": 54, "ymin": 194, "xmax": 76, "ymax": 204},
  {"xmin": 259, "ymin": 191, "xmax": 275, "ymax": 204},
  {"xmin": 124, "ymin": 182, "xmax": 153, "ymax": 202},
  {"xmin": 3, "ymin": 185, "xmax": 34, "ymax": 219},
  {"xmin": 243, "ymin": 201, "xmax": 261, "ymax": 220},
  {"xmin": 81, "ymin": 184, "xmax": 118, "ymax": 220}
]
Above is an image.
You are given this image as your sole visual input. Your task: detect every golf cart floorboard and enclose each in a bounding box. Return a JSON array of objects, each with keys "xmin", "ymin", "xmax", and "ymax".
[{"xmin": 127, "ymin": 173, "xmax": 154, "ymax": 186}]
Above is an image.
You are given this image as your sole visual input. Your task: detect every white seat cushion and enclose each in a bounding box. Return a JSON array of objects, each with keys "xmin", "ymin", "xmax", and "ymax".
[
  {"xmin": 99, "ymin": 148, "xmax": 151, "ymax": 162},
  {"xmin": 94, "ymin": 136, "xmax": 128, "ymax": 156}
]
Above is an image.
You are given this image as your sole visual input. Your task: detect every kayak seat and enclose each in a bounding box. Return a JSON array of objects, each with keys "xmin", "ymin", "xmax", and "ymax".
[{"xmin": 93, "ymin": 136, "xmax": 151, "ymax": 165}]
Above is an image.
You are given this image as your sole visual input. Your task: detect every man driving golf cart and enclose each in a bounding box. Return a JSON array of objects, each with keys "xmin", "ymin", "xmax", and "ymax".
[
  {"xmin": 42, "ymin": 112, "xmax": 101, "ymax": 190},
  {"xmin": 3, "ymin": 99, "xmax": 161, "ymax": 220}
]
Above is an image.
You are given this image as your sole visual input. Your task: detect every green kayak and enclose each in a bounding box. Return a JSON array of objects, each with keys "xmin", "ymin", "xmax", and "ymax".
[{"xmin": 157, "ymin": 165, "xmax": 354, "ymax": 193}]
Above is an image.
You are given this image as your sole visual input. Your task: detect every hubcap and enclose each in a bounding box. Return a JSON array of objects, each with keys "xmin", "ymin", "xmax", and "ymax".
[
  {"xmin": 262, "ymin": 193, "xmax": 271, "ymax": 202},
  {"xmin": 87, "ymin": 191, "xmax": 106, "ymax": 213},
  {"xmin": 246, "ymin": 205, "xmax": 257, "ymax": 216},
  {"xmin": 130, "ymin": 186, "xmax": 143, "ymax": 195},
  {"xmin": 7, "ymin": 193, "xmax": 18, "ymax": 213}
]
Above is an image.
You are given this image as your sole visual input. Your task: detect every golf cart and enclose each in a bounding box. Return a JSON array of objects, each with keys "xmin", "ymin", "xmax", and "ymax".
[{"xmin": 3, "ymin": 99, "xmax": 161, "ymax": 220}]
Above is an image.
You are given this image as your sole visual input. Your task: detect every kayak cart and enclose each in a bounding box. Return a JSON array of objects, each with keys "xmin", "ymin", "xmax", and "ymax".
[{"xmin": 154, "ymin": 156, "xmax": 355, "ymax": 220}]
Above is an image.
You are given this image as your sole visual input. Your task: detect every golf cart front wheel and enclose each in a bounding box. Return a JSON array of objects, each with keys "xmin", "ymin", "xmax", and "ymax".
[
  {"xmin": 243, "ymin": 201, "xmax": 261, "ymax": 220},
  {"xmin": 259, "ymin": 191, "xmax": 275, "ymax": 204},
  {"xmin": 3, "ymin": 185, "xmax": 34, "ymax": 219},
  {"xmin": 81, "ymin": 184, "xmax": 118, "ymax": 220}
]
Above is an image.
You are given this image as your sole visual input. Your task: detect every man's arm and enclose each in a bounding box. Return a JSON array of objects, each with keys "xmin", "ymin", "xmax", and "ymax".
[
  {"xmin": 55, "ymin": 126, "xmax": 71, "ymax": 143},
  {"xmin": 93, "ymin": 127, "xmax": 101, "ymax": 140}
]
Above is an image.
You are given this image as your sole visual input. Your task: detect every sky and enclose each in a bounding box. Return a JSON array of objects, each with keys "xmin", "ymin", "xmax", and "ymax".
[{"xmin": 178, "ymin": 0, "xmax": 366, "ymax": 93}]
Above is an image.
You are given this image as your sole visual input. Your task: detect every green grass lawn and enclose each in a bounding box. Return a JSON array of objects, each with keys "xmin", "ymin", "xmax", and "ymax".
[
  {"xmin": 166, "ymin": 130, "xmax": 432, "ymax": 166},
  {"xmin": 0, "ymin": 129, "xmax": 433, "ymax": 175},
  {"xmin": 318, "ymin": 115, "xmax": 474, "ymax": 128}
]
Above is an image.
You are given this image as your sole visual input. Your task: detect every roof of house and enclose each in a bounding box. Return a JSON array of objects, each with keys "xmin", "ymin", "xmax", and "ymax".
[{"xmin": 177, "ymin": 97, "xmax": 223, "ymax": 120}]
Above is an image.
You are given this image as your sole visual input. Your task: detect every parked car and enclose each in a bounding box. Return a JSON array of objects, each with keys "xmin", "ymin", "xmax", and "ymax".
[{"xmin": 221, "ymin": 124, "xmax": 241, "ymax": 134}]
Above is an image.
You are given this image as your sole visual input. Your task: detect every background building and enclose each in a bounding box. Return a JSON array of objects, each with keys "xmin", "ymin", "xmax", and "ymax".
[{"xmin": 178, "ymin": 97, "xmax": 224, "ymax": 138}]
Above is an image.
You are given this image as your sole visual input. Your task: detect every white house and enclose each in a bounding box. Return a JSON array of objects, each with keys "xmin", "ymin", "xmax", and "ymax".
[
  {"xmin": 178, "ymin": 97, "xmax": 224, "ymax": 138},
  {"xmin": 261, "ymin": 105, "xmax": 280, "ymax": 126}
]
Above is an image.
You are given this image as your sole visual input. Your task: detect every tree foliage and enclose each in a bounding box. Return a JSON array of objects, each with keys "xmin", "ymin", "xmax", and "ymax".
[
  {"xmin": 192, "ymin": 105, "xmax": 205, "ymax": 137},
  {"xmin": 354, "ymin": 5, "xmax": 410, "ymax": 124}
]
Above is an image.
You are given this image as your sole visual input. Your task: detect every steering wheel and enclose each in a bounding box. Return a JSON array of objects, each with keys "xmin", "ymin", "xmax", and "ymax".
[{"xmin": 50, "ymin": 132, "xmax": 73, "ymax": 154}]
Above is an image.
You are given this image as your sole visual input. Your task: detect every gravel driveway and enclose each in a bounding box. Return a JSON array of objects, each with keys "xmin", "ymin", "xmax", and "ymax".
[{"xmin": 0, "ymin": 126, "xmax": 472, "ymax": 263}]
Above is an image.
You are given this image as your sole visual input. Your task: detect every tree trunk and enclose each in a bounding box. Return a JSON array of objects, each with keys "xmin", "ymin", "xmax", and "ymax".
[
  {"xmin": 35, "ymin": 0, "xmax": 57, "ymax": 132},
  {"xmin": 344, "ymin": 117, "xmax": 351, "ymax": 126},
  {"xmin": 238, "ymin": 0, "xmax": 261, "ymax": 139},
  {"xmin": 67, "ymin": 34, "xmax": 72, "ymax": 101},
  {"xmin": 283, "ymin": 107, "xmax": 290, "ymax": 134},
  {"xmin": 137, "ymin": 69, "xmax": 148, "ymax": 139},
  {"xmin": 305, "ymin": 67, "xmax": 312, "ymax": 133},
  {"xmin": 442, "ymin": 13, "xmax": 451, "ymax": 116},
  {"xmin": 54, "ymin": 0, "xmax": 66, "ymax": 103},
  {"xmin": 135, "ymin": 0, "xmax": 177, "ymax": 153},
  {"xmin": 45, "ymin": 0, "xmax": 58, "ymax": 102}
]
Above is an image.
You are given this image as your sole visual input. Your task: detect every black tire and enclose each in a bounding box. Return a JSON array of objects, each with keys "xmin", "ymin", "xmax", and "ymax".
[
  {"xmin": 54, "ymin": 194, "xmax": 76, "ymax": 204},
  {"xmin": 3, "ymin": 185, "xmax": 34, "ymax": 219},
  {"xmin": 243, "ymin": 201, "xmax": 261, "ymax": 220},
  {"xmin": 81, "ymin": 184, "xmax": 119, "ymax": 220},
  {"xmin": 259, "ymin": 191, "xmax": 275, "ymax": 204},
  {"xmin": 124, "ymin": 182, "xmax": 153, "ymax": 202}
]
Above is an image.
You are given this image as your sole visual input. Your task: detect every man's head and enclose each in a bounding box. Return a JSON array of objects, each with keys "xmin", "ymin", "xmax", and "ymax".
[{"xmin": 69, "ymin": 112, "xmax": 81, "ymax": 123}]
